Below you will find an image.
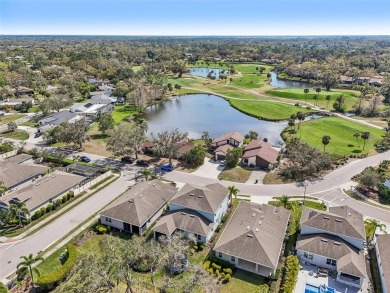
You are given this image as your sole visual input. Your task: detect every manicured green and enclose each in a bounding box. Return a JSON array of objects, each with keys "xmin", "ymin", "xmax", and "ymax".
[
  {"xmin": 112, "ymin": 105, "xmax": 139, "ymax": 124},
  {"xmin": 230, "ymin": 73, "xmax": 267, "ymax": 89},
  {"xmin": 284, "ymin": 117, "xmax": 385, "ymax": 156},
  {"xmin": 228, "ymin": 99, "xmax": 314, "ymax": 121},
  {"xmin": 266, "ymin": 88, "xmax": 359, "ymax": 110},
  {"xmin": 0, "ymin": 130, "xmax": 29, "ymax": 140},
  {"xmin": 0, "ymin": 113, "xmax": 26, "ymax": 125},
  {"xmin": 221, "ymin": 270, "xmax": 266, "ymax": 293}
]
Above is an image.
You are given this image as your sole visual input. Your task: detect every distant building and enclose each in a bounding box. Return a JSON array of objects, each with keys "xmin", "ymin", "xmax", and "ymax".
[{"xmin": 38, "ymin": 111, "xmax": 83, "ymax": 133}]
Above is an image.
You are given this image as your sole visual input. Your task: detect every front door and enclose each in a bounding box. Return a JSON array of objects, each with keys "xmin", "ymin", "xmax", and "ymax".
[{"xmin": 123, "ymin": 222, "xmax": 131, "ymax": 233}]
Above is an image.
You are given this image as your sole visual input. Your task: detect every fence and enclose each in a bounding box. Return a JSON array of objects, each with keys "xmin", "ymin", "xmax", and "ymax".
[
  {"xmin": 73, "ymin": 171, "xmax": 113, "ymax": 195},
  {"xmin": 0, "ymin": 150, "xmax": 18, "ymax": 160}
]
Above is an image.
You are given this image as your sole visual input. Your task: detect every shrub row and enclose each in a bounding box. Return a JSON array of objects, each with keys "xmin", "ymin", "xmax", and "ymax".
[
  {"xmin": 283, "ymin": 256, "xmax": 300, "ymax": 293},
  {"xmin": 36, "ymin": 244, "xmax": 78, "ymax": 291},
  {"xmin": 31, "ymin": 191, "xmax": 75, "ymax": 221},
  {"xmin": 258, "ymin": 284, "xmax": 269, "ymax": 293},
  {"xmin": 190, "ymin": 242, "xmax": 206, "ymax": 254},
  {"xmin": 96, "ymin": 224, "xmax": 111, "ymax": 234},
  {"xmin": 208, "ymin": 255, "xmax": 235, "ymax": 269}
]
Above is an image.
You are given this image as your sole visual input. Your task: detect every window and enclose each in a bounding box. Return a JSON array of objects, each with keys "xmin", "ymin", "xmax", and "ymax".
[
  {"xmin": 231, "ymin": 256, "xmax": 235, "ymax": 262},
  {"xmin": 304, "ymin": 252, "xmax": 313, "ymax": 260},
  {"xmin": 326, "ymin": 258, "xmax": 336, "ymax": 266},
  {"xmin": 105, "ymin": 217, "xmax": 111, "ymax": 223},
  {"xmin": 218, "ymin": 252, "xmax": 222, "ymax": 258},
  {"xmin": 197, "ymin": 234, "xmax": 201, "ymax": 241}
]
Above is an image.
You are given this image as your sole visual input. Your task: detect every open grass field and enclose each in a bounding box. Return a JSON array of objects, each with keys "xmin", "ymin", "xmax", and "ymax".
[
  {"xmin": 266, "ymin": 88, "xmax": 360, "ymax": 111},
  {"xmin": 230, "ymin": 73, "xmax": 268, "ymax": 89},
  {"xmin": 0, "ymin": 129, "xmax": 29, "ymax": 140},
  {"xmin": 0, "ymin": 113, "xmax": 26, "ymax": 125},
  {"xmin": 283, "ymin": 117, "xmax": 385, "ymax": 156},
  {"xmin": 228, "ymin": 99, "xmax": 314, "ymax": 121},
  {"xmin": 83, "ymin": 123, "xmax": 113, "ymax": 157},
  {"xmin": 112, "ymin": 105, "xmax": 139, "ymax": 124}
]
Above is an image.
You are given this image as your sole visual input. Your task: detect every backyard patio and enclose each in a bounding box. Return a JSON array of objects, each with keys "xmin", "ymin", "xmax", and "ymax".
[{"xmin": 295, "ymin": 263, "xmax": 369, "ymax": 293}]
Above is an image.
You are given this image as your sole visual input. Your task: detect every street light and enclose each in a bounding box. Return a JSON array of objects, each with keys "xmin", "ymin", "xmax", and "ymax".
[{"xmin": 304, "ymin": 186, "xmax": 307, "ymax": 204}]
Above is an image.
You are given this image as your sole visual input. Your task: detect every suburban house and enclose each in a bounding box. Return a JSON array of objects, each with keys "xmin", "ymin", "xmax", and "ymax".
[
  {"xmin": 241, "ymin": 139, "xmax": 279, "ymax": 169},
  {"xmin": 211, "ymin": 131, "xmax": 244, "ymax": 150},
  {"xmin": 375, "ymin": 234, "xmax": 390, "ymax": 293},
  {"xmin": 0, "ymin": 97, "xmax": 35, "ymax": 109},
  {"xmin": 15, "ymin": 86, "xmax": 34, "ymax": 96},
  {"xmin": 38, "ymin": 110, "xmax": 83, "ymax": 133},
  {"xmin": 70, "ymin": 101, "xmax": 113, "ymax": 119},
  {"xmin": 354, "ymin": 77, "xmax": 371, "ymax": 84},
  {"xmin": 64, "ymin": 163, "xmax": 105, "ymax": 178},
  {"xmin": 211, "ymin": 131, "xmax": 244, "ymax": 161},
  {"xmin": 153, "ymin": 183, "xmax": 229, "ymax": 243},
  {"xmin": 0, "ymin": 154, "xmax": 49, "ymax": 190},
  {"xmin": 100, "ymin": 180, "xmax": 178, "ymax": 235},
  {"xmin": 296, "ymin": 206, "xmax": 367, "ymax": 288},
  {"xmin": 213, "ymin": 202, "xmax": 290, "ymax": 277},
  {"xmin": 339, "ymin": 75, "xmax": 353, "ymax": 84},
  {"xmin": 0, "ymin": 171, "xmax": 85, "ymax": 215}
]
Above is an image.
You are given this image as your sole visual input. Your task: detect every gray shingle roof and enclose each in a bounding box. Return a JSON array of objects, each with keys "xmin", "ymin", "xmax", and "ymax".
[
  {"xmin": 214, "ymin": 201, "xmax": 290, "ymax": 269},
  {"xmin": 0, "ymin": 171, "xmax": 85, "ymax": 211},
  {"xmin": 169, "ymin": 183, "xmax": 228, "ymax": 214},
  {"xmin": 376, "ymin": 234, "xmax": 390, "ymax": 292},
  {"xmin": 100, "ymin": 180, "xmax": 178, "ymax": 227},
  {"xmin": 0, "ymin": 158, "xmax": 49, "ymax": 188},
  {"xmin": 297, "ymin": 233, "xmax": 366, "ymax": 278},
  {"xmin": 153, "ymin": 209, "xmax": 213, "ymax": 237},
  {"xmin": 39, "ymin": 111, "xmax": 80, "ymax": 126},
  {"xmin": 300, "ymin": 206, "xmax": 365, "ymax": 240}
]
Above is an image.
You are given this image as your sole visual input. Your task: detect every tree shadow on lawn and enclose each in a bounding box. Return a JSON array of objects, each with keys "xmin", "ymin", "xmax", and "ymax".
[
  {"xmin": 232, "ymin": 269, "xmax": 265, "ymax": 286},
  {"xmin": 91, "ymin": 133, "xmax": 108, "ymax": 140},
  {"xmin": 352, "ymin": 149, "xmax": 362, "ymax": 154}
]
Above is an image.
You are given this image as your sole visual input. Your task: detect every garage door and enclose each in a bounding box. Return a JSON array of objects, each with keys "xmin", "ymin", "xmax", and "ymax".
[{"xmin": 216, "ymin": 154, "xmax": 226, "ymax": 160}]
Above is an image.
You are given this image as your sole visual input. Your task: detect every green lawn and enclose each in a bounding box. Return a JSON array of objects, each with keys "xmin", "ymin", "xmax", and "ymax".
[
  {"xmin": 228, "ymin": 99, "xmax": 314, "ymax": 121},
  {"xmin": 284, "ymin": 116, "xmax": 385, "ymax": 156},
  {"xmin": 218, "ymin": 166, "xmax": 252, "ymax": 183},
  {"xmin": 0, "ymin": 130, "xmax": 29, "ymax": 140},
  {"xmin": 112, "ymin": 105, "xmax": 139, "ymax": 124},
  {"xmin": 36, "ymin": 244, "xmax": 68, "ymax": 277},
  {"xmin": 230, "ymin": 74, "xmax": 266, "ymax": 89},
  {"xmin": 266, "ymin": 88, "xmax": 360, "ymax": 111},
  {"xmin": 0, "ymin": 113, "xmax": 26, "ymax": 125},
  {"xmin": 221, "ymin": 270, "xmax": 265, "ymax": 293}
]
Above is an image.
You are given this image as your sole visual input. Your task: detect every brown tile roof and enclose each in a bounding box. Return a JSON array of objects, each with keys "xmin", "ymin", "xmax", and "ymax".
[
  {"xmin": 178, "ymin": 144, "xmax": 195, "ymax": 155},
  {"xmin": 214, "ymin": 202, "xmax": 290, "ymax": 269},
  {"xmin": 297, "ymin": 233, "xmax": 366, "ymax": 278},
  {"xmin": 212, "ymin": 131, "xmax": 244, "ymax": 144},
  {"xmin": 0, "ymin": 158, "xmax": 49, "ymax": 188},
  {"xmin": 215, "ymin": 144, "xmax": 233, "ymax": 154},
  {"xmin": 376, "ymin": 234, "xmax": 390, "ymax": 292},
  {"xmin": 143, "ymin": 142, "xmax": 156, "ymax": 149},
  {"xmin": 153, "ymin": 209, "xmax": 213, "ymax": 237},
  {"xmin": 300, "ymin": 206, "xmax": 365, "ymax": 240},
  {"xmin": 100, "ymin": 180, "xmax": 178, "ymax": 226},
  {"xmin": 0, "ymin": 171, "xmax": 85, "ymax": 211},
  {"xmin": 242, "ymin": 140, "xmax": 279, "ymax": 164},
  {"xmin": 170, "ymin": 183, "xmax": 228, "ymax": 214}
]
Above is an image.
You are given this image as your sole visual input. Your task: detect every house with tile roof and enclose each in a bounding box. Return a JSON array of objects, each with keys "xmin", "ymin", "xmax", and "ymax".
[
  {"xmin": 211, "ymin": 131, "xmax": 244, "ymax": 160},
  {"xmin": 153, "ymin": 183, "xmax": 229, "ymax": 243},
  {"xmin": 100, "ymin": 180, "xmax": 178, "ymax": 235},
  {"xmin": 213, "ymin": 201, "xmax": 290, "ymax": 277},
  {"xmin": 297, "ymin": 206, "xmax": 367, "ymax": 288},
  {"xmin": 241, "ymin": 139, "xmax": 280, "ymax": 169}
]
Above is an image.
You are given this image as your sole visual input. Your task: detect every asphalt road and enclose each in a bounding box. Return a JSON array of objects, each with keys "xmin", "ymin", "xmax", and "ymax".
[{"xmin": 0, "ymin": 177, "xmax": 132, "ymax": 281}]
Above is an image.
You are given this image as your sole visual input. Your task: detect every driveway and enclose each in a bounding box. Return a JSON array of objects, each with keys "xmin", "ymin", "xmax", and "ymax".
[
  {"xmin": 191, "ymin": 158, "xmax": 224, "ymax": 179},
  {"xmin": 245, "ymin": 169, "xmax": 267, "ymax": 184}
]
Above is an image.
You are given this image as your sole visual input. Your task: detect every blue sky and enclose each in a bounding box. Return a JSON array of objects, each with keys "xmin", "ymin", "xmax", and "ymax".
[{"xmin": 1, "ymin": 0, "xmax": 389, "ymax": 35}]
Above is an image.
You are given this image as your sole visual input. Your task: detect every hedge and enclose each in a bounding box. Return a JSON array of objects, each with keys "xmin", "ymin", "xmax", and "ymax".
[
  {"xmin": 0, "ymin": 282, "xmax": 8, "ymax": 293},
  {"xmin": 36, "ymin": 244, "xmax": 78, "ymax": 291},
  {"xmin": 283, "ymin": 256, "xmax": 300, "ymax": 293},
  {"xmin": 208, "ymin": 255, "xmax": 235, "ymax": 269}
]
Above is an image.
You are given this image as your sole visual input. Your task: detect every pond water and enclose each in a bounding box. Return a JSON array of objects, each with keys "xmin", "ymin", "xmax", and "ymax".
[
  {"xmin": 269, "ymin": 71, "xmax": 312, "ymax": 88},
  {"xmin": 189, "ymin": 67, "xmax": 229, "ymax": 79},
  {"xmin": 139, "ymin": 94, "xmax": 287, "ymax": 144},
  {"xmin": 139, "ymin": 94, "xmax": 287, "ymax": 145}
]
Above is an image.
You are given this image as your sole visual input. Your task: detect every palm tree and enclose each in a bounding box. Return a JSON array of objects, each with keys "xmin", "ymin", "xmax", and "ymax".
[
  {"xmin": 10, "ymin": 201, "xmax": 30, "ymax": 227},
  {"xmin": 353, "ymin": 132, "xmax": 361, "ymax": 147},
  {"xmin": 138, "ymin": 168, "xmax": 153, "ymax": 181},
  {"xmin": 17, "ymin": 253, "xmax": 44, "ymax": 288},
  {"xmin": 322, "ymin": 135, "xmax": 331, "ymax": 152},
  {"xmin": 361, "ymin": 132, "xmax": 370, "ymax": 150},
  {"xmin": 201, "ymin": 131, "xmax": 211, "ymax": 148},
  {"xmin": 278, "ymin": 195, "xmax": 290, "ymax": 209},
  {"xmin": 296, "ymin": 112, "xmax": 305, "ymax": 130},
  {"xmin": 227, "ymin": 185, "xmax": 239, "ymax": 206},
  {"xmin": 304, "ymin": 88, "xmax": 309, "ymax": 104},
  {"xmin": 315, "ymin": 87, "xmax": 322, "ymax": 103},
  {"xmin": 325, "ymin": 95, "xmax": 331, "ymax": 108},
  {"xmin": 0, "ymin": 180, "xmax": 7, "ymax": 195},
  {"xmin": 364, "ymin": 219, "xmax": 387, "ymax": 244}
]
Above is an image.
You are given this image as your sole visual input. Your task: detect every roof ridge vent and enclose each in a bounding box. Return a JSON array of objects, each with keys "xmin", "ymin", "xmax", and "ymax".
[
  {"xmin": 323, "ymin": 216, "xmax": 330, "ymax": 220},
  {"xmin": 189, "ymin": 193, "xmax": 195, "ymax": 196},
  {"xmin": 129, "ymin": 199, "xmax": 134, "ymax": 203},
  {"xmin": 334, "ymin": 241, "xmax": 341, "ymax": 246},
  {"xmin": 139, "ymin": 194, "xmax": 143, "ymax": 197},
  {"xmin": 321, "ymin": 238, "xmax": 328, "ymax": 243},
  {"xmin": 335, "ymin": 218, "xmax": 342, "ymax": 222},
  {"xmin": 252, "ymin": 213, "xmax": 256, "ymax": 217},
  {"xmin": 181, "ymin": 212, "xmax": 187, "ymax": 215},
  {"xmin": 190, "ymin": 215, "xmax": 195, "ymax": 218},
  {"xmin": 246, "ymin": 225, "xmax": 250, "ymax": 230},
  {"xmin": 255, "ymin": 228, "xmax": 259, "ymax": 232},
  {"xmin": 259, "ymin": 221, "xmax": 262, "ymax": 225},
  {"xmin": 198, "ymin": 195, "xmax": 203, "ymax": 198},
  {"xmin": 247, "ymin": 234, "xmax": 254, "ymax": 238}
]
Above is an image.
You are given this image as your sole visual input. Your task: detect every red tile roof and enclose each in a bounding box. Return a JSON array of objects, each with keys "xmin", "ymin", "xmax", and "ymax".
[
  {"xmin": 212, "ymin": 131, "xmax": 244, "ymax": 144},
  {"xmin": 242, "ymin": 140, "xmax": 279, "ymax": 164},
  {"xmin": 215, "ymin": 144, "xmax": 234, "ymax": 154}
]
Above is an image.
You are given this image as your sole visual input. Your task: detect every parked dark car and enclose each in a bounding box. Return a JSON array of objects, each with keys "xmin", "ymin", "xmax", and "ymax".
[
  {"xmin": 136, "ymin": 159, "xmax": 149, "ymax": 167},
  {"xmin": 160, "ymin": 165, "xmax": 174, "ymax": 172},
  {"xmin": 80, "ymin": 156, "xmax": 91, "ymax": 163},
  {"xmin": 121, "ymin": 156, "xmax": 135, "ymax": 164},
  {"xmin": 34, "ymin": 132, "xmax": 42, "ymax": 138}
]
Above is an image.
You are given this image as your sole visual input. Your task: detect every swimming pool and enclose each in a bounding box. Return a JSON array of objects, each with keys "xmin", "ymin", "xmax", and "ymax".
[{"xmin": 305, "ymin": 284, "xmax": 336, "ymax": 293}]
